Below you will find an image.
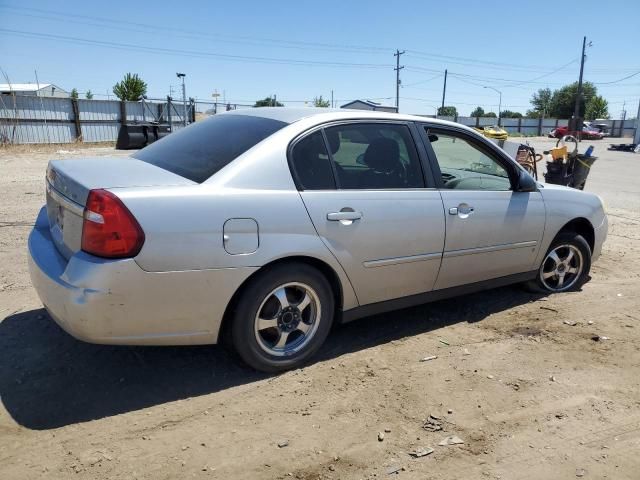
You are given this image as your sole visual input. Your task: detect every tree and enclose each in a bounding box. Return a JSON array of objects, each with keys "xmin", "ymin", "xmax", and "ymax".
[
  {"xmin": 254, "ymin": 96, "xmax": 283, "ymax": 107},
  {"xmin": 85, "ymin": 90, "xmax": 93, "ymax": 100},
  {"xmin": 112, "ymin": 73, "xmax": 147, "ymax": 101},
  {"xmin": 484, "ymin": 112, "xmax": 497, "ymax": 118},
  {"xmin": 529, "ymin": 82, "xmax": 599, "ymax": 119},
  {"xmin": 70, "ymin": 88, "xmax": 79, "ymax": 100},
  {"xmin": 313, "ymin": 95, "xmax": 330, "ymax": 108},
  {"xmin": 470, "ymin": 106, "xmax": 485, "ymax": 117},
  {"xmin": 437, "ymin": 106, "xmax": 457, "ymax": 117},
  {"xmin": 585, "ymin": 95, "xmax": 609, "ymax": 120},
  {"xmin": 529, "ymin": 87, "xmax": 552, "ymax": 117},
  {"xmin": 500, "ymin": 110, "xmax": 523, "ymax": 118}
]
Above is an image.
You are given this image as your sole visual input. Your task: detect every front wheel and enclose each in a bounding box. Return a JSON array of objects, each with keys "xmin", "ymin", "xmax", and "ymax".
[
  {"xmin": 230, "ymin": 263, "xmax": 334, "ymax": 373},
  {"xmin": 528, "ymin": 232, "xmax": 591, "ymax": 293}
]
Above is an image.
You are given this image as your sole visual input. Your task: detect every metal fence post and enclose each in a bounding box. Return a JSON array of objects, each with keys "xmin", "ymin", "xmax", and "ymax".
[
  {"xmin": 71, "ymin": 97, "xmax": 82, "ymax": 142},
  {"xmin": 167, "ymin": 96, "xmax": 173, "ymax": 132},
  {"xmin": 538, "ymin": 117, "xmax": 543, "ymax": 136},
  {"xmin": 119, "ymin": 100, "xmax": 127, "ymax": 127}
]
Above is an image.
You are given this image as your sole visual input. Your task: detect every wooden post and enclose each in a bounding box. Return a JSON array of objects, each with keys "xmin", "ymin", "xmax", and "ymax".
[
  {"xmin": 517, "ymin": 116, "xmax": 522, "ymax": 135},
  {"xmin": 475, "ymin": 116, "xmax": 480, "ymax": 128},
  {"xmin": 71, "ymin": 98, "xmax": 82, "ymax": 142}
]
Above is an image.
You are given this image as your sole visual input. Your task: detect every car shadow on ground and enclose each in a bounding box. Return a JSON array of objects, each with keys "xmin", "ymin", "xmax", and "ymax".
[{"xmin": 0, "ymin": 285, "xmax": 546, "ymax": 430}]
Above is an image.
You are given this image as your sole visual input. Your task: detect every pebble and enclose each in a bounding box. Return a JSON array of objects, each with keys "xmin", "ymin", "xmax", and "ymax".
[
  {"xmin": 576, "ymin": 468, "xmax": 587, "ymax": 477},
  {"xmin": 278, "ymin": 440, "xmax": 289, "ymax": 448},
  {"xmin": 378, "ymin": 432, "xmax": 385, "ymax": 442},
  {"xmin": 487, "ymin": 375, "xmax": 494, "ymax": 379},
  {"xmin": 447, "ymin": 409, "xmax": 453, "ymax": 414}
]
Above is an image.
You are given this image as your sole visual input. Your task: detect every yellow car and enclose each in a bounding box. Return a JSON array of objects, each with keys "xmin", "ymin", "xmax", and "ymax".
[{"xmin": 474, "ymin": 125, "xmax": 508, "ymax": 140}]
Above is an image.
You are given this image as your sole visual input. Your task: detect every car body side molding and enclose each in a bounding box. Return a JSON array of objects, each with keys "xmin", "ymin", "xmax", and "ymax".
[{"xmin": 340, "ymin": 270, "xmax": 537, "ymax": 323}]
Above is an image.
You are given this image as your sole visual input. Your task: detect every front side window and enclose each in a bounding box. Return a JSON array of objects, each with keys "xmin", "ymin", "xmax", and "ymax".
[
  {"xmin": 427, "ymin": 129, "xmax": 512, "ymax": 191},
  {"xmin": 324, "ymin": 123, "xmax": 424, "ymax": 189}
]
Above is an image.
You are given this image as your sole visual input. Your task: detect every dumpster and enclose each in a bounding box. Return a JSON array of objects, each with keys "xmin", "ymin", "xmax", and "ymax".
[{"xmin": 116, "ymin": 123, "xmax": 171, "ymax": 150}]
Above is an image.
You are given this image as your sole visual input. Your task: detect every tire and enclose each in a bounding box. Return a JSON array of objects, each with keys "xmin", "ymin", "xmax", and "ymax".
[
  {"xmin": 230, "ymin": 263, "xmax": 335, "ymax": 373},
  {"xmin": 526, "ymin": 232, "xmax": 591, "ymax": 293}
]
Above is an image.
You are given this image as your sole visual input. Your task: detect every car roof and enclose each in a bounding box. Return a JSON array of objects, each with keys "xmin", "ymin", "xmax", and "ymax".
[{"xmin": 223, "ymin": 107, "xmax": 475, "ymax": 132}]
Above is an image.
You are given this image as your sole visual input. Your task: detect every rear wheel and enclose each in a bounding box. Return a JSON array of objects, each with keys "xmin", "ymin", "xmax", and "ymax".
[
  {"xmin": 527, "ymin": 232, "xmax": 591, "ymax": 293},
  {"xmin": 230, "ymin": 263, "xmax": 334, "ymax": 373}
]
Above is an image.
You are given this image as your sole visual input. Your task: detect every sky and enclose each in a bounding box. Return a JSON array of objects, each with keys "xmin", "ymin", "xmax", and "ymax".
[{"xmin": 1, "ymin": 0, "xmax": 639, "ymax": 117}]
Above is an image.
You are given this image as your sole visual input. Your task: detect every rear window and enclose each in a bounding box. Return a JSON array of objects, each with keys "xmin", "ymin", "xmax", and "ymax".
[{"xmin": 132, "ymin": 114, "xmax": 287, "ymax": 183}]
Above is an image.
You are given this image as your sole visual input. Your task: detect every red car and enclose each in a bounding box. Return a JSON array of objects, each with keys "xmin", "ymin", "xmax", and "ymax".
[{"xmin": 548, "ymin": 126, "xmax": 604, "ymax": 140}]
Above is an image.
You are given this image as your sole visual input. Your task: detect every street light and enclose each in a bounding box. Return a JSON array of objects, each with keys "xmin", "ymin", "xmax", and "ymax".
[
  {"xmin": 483, "ymin": 86, "xmax": 502, "ymax": 125},
  {"xmin": 176, "ymin": 73, "xmax": 187, "ymax": 126}
]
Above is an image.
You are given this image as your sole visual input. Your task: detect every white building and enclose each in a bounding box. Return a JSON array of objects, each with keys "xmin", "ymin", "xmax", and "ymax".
[
  {"xmin": 340, "ymin": 99, "xmax": 398, "ymax": 113},
  {"xmin": 0, "ymin": 83, "xmax": 69, "ymax": 98}
]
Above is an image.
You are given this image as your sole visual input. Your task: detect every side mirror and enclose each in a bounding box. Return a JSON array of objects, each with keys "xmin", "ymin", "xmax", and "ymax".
[{"xmin": 516, "ymin": 169, "xmax": 537, "ymax": 192}]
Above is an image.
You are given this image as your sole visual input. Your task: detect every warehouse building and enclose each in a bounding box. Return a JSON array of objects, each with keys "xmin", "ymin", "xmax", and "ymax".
[{"xmin": 0, "ymin": 83, "xmax": 69, "ymax": 98}]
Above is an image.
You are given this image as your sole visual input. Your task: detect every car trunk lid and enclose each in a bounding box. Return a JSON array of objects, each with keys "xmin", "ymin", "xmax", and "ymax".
[{"xmin": 45, "ymin": 157, "xmax": 194, "ymax": 259}]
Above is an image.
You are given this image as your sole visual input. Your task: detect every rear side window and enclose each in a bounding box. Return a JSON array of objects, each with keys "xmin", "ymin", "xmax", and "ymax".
[
  {"xmin": 133, "ymin": 114, "xmax": 286, "ymax": 183},
  {"xmin": 325, "ymin": 123, "xmax": 425, "ymax": 189},
  {"xmin": 290, "ymin": 131, "xmax": 336, "ymax": 190}
]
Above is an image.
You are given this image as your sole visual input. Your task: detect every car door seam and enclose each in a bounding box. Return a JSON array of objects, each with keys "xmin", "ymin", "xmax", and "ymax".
[{"xmin": 294, "ymin": 191, "xmax": 361, "ymax": 305}]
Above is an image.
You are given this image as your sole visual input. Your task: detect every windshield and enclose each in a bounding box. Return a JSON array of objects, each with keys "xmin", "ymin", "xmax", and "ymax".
[{"xmin": 133, "ymin": 114, "xmax": 287, "ymax": 183}]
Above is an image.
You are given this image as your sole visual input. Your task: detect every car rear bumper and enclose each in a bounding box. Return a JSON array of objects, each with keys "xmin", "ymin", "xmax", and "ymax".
[{"xmin": 28, "ymin": 207, "xmax": 257, "ymax": 345}]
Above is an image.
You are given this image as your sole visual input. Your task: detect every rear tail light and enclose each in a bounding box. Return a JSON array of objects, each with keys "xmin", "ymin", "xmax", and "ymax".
[{"xmin": 81, "ymin": 189, "xmax": 145, "ymax": 258}]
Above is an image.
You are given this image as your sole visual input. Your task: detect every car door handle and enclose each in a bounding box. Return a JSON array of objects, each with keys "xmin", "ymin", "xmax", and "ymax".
[
  {"xmin": 327, "ymin": 211, "xmax": 362, "ymax": 221},
  {"xmin": 449, "ymin": 204, "xmax": 474, "ymax": 217}
]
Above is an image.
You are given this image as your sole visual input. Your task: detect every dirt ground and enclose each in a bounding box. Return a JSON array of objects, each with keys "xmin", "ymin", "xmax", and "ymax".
[{"xmin": 1, "ymin": 138, "xmax": 639, "ymax": 480}]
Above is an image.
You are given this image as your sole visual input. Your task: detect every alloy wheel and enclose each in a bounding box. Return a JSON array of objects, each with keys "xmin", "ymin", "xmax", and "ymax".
[
  {"xmin": 254, "ymin": 282, "xmax": 321, "ymax": 357},
  {"xmin": 539, "ymin": 244, "xmax": 584, "ymax": 292}
]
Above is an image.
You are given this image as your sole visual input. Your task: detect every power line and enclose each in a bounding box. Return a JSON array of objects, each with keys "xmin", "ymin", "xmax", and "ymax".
[
  {"xmin": 594, "ymin": 70, "xmax": 640, "ymax": 85},
  {"xmin": 0, "ymin": 28, "xmax": 393, "ymax": 69},
  {"xmin": 0, "ymin": 5, "xmax": 392, "ymax": 55}
]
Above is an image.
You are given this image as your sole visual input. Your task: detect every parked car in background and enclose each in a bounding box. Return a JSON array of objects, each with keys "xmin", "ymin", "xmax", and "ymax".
[
  {"xmin": 586, "ymin": 122, "xmax": 611, "ymax": 137},
  {"xmin": 473, "ymin": 124, "xmax": 508, "ymax": 140},
  {"xmin": 549, "ymin": 125, "xmax": 604, "ymax": 140},
  {"xmin": 28, "ymin": 109, "xmax": 608, "ymax": 372}
]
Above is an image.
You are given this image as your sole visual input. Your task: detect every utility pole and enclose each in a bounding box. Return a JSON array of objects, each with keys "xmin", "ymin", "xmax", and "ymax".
[
  {"xmin": 331, "ymin": 89, "xmax": 334, "ymax": 108},
  {"xmin": 176, "ymin": 73, "xmax": 187, "ymax": 126},
  {"xmin": 573, "ymin": 36, "xmax": 590, "ymax": 139},
  {"xmin": 394, "ymin": 49, "xmax": 405, "ymax": 112},
  {"xmin": 440, "ymin": 69, "xmax": 448, "ymax": 115},
  {"xmin": 634, "ymin": 99, "xmax": 640, "ymax": 145}
]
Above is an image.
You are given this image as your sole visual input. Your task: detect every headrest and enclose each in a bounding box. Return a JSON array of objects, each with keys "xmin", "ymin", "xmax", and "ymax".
[{"xmin": 362, "ymin": 138, "xmax": 399, "ymax": 173}]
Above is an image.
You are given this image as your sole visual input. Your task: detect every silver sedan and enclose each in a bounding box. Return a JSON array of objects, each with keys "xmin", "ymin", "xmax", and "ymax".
[{"xmin": 28, "ymin": 108, "xmax": 608, "ymax": 371}]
